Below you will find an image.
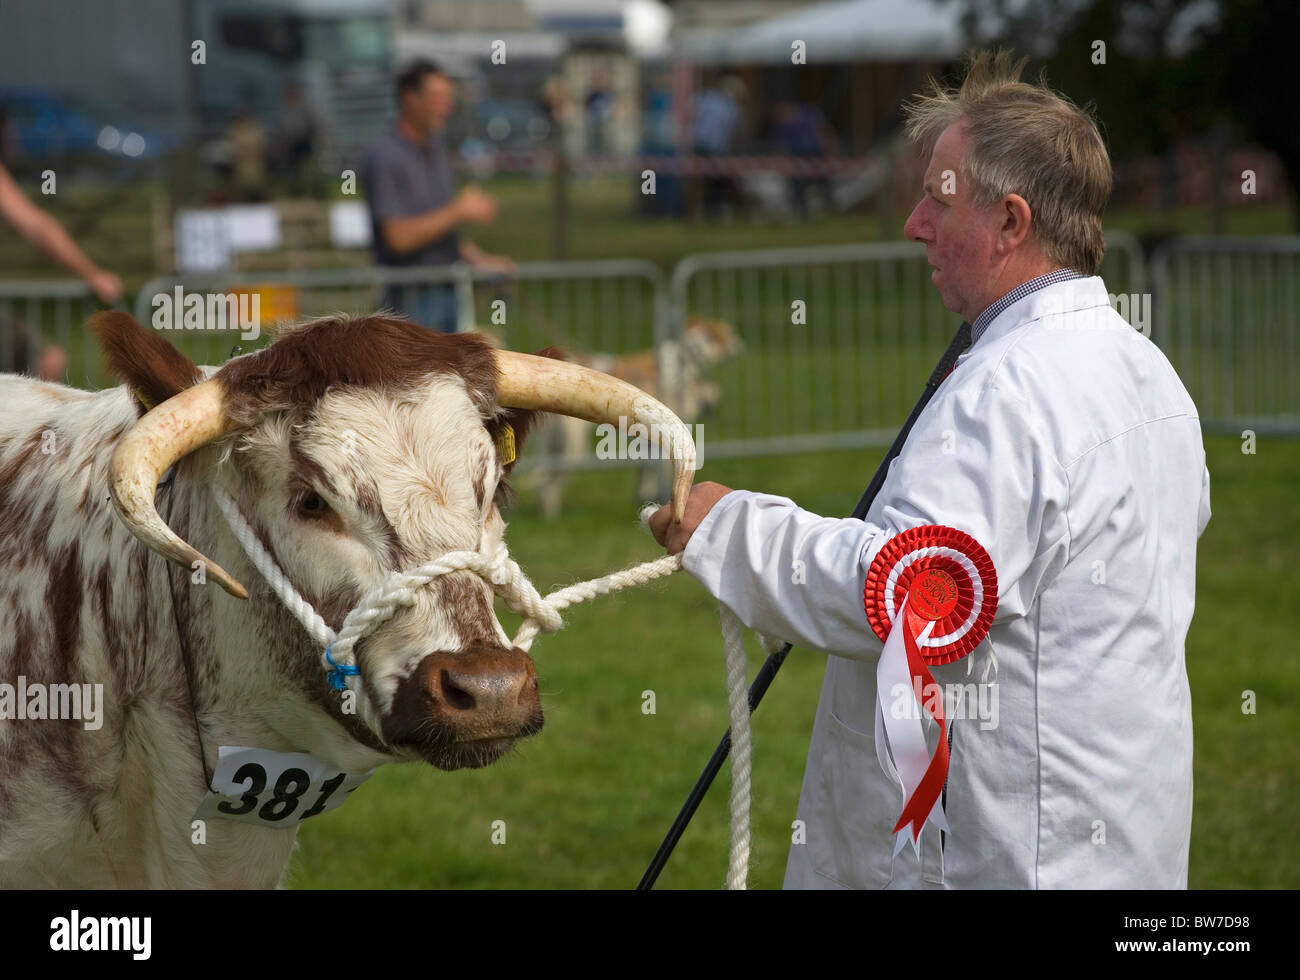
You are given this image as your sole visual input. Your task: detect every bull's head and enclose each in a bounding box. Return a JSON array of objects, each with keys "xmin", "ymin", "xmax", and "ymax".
[{"xmin": 92, "ymin": 313, "xmax": 694, "ymax": 771}]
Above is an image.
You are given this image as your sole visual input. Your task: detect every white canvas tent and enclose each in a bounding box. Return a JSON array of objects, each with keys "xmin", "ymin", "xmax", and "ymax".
[{"xmin": 683, "ymin": 0, "xmax": 965, "ymax": 65}]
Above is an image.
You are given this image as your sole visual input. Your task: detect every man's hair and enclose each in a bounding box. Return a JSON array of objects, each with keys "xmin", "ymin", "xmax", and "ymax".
[
  {"xmin": 903, "ymin": 50, "xmax": 1112, "ymax": 275},
  {"xmin": 396, "ymin": 59, "xmax": 446, "ymax": 100}
]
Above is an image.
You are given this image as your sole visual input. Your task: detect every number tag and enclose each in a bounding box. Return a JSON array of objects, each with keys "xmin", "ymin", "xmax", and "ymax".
[{"xmin": 193, "ymin": 746, "xmax": 374, "ymax": 829}]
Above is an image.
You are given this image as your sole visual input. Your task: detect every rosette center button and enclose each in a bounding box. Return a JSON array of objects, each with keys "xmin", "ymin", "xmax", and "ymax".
[{"xmin": 911, "ymin": 567, "xmax": 958, "ymax": 620}]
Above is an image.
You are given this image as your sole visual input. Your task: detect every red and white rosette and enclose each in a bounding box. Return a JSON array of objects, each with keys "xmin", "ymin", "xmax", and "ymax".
[{"xmin": 862, "ymin": 525, "xmax": 997, "ymax": 855}]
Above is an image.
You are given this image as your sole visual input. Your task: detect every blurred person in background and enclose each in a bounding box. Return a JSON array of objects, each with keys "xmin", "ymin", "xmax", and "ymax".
[
  {"xmin": 540, "ymin": 76, "xmax": 575, "ymax": 142},
  {"xmin": 0, "ymin": 161, "xmax": 121, "ymax": 379},
  {"xmin": 365, "ymin": 59, "xmax": 513, "ymax": 333},
  {"xmin": 585, "ymin": 68, "xmax": 616, "ymax": 156},
  {"xmin": 275, "ymin": 82, "xmax": 325, "ymax": 195},
  {"xmin": 692, "ymin": 75, "xmax": 747, "ymax": 220},
  {"xmin": 5, "ymin": 323, "xmax": 65, "ymax": 381},
  {"xmin": 228, "ymin": 106, "xmax": 269, "ymax": 203},
  {"xmin": 772, "ymin": 100, "xmax": 839, "ymax": 216}
]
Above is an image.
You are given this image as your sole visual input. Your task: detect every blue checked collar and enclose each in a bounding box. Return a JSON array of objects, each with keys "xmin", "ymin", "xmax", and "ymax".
[{"xmin": 970, "ymin": 269, "xmax": 1086, "ymax": 347}]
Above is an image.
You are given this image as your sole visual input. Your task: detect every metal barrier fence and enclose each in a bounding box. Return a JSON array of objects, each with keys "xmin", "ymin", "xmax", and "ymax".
[
  {"xmin": 133, "ymin": 260, "xmax": 667, "ymax": 360},
  {"xmin": 131, "ymin": 264, "xmax": 469, "ymax": 375},
  {"xmin": 1103, "ymin": 229, "xmax": 1148, "ymax": 296},
  {"xmin": 1151, "ymin": 236, "xmax": 1300, "ymax": 435},
  {"xmin": 133, "ymin": 262, "xmax": 667, "ymax": 353},
  {"xmin": 127, "ymin": 261, "xmax": 666, "ymax": 478},
  {"xmin": 0, "ymin": 281, "xmax": 104, "ymax": 388},
  {"xmin": 9, "ymin": 233, "xmax": 1298, "ymax": 466},
  {"xmin": 669, "ymin": 230, "xmax": 1149, "ymax": 459}
]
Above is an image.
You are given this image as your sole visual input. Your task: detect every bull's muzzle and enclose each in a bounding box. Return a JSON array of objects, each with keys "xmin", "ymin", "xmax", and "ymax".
[{"xmin": 382, "ymin": 645, "xmax": 543, "ymax": 770}]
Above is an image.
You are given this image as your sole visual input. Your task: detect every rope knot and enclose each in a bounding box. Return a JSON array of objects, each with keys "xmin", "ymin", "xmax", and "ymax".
[
  {"xmin": 324, "ymin": 645, "xmax": 360, "ymax": 691},
  {"xmin": 216, "ymin": 485, "xmax": 752, "ymax": 887}
]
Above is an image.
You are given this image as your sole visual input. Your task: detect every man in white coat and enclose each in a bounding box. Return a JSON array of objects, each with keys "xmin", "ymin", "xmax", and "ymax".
[{"xmin": 650, "ymin": 51, "xmax": 1212, "ymax": 888}]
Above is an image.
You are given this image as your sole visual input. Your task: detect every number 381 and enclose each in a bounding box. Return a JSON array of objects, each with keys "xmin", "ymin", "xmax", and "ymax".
[{"xmin": 217, "ymin": 764, "xmax": 346, "ymax": 822}]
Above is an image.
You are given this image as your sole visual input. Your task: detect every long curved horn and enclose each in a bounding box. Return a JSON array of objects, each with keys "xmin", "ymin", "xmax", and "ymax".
[
  {"xmin": 491, "ymin": 350, "xmax": 697, "ymax": 522},
  {"xmin": 107, "ymin": 379, "xmax": 249, "ymax": 598}
]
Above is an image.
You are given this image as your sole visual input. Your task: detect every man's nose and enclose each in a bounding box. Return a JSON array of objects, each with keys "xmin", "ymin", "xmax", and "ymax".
[{"xmin": 903, "ymin": 203, "xmax": 928, "ymax": 243}]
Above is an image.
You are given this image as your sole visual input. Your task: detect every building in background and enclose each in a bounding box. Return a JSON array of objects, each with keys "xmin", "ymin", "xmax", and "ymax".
[
  {"xmin": 676, "ymin": 0, "xmax": 961, "ymax": 155},
  {"xmin": 0, "ymin": 0, "xmax": 395, "ymax": 172},
  {"xmin": 394, "ymin": 0, "xmax": 671, "ymax": 163}
]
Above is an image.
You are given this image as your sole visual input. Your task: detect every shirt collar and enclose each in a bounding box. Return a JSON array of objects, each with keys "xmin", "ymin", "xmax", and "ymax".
[{"xmin": 970, "ymin": 269, "xmax": 1086, "ymax": 347}]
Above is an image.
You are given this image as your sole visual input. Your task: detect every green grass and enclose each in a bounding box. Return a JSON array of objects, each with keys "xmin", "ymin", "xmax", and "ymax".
[{"xmin": 287, "ymin": 433, "xmax": 1300, "ymax": 889}]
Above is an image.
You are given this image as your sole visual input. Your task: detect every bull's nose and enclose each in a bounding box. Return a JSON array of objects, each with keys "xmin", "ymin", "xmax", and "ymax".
[
  {"xmin": 383, "ymin": 645, "xmax": 543, "ymax": 759},
  {"xmin": 431, "ymin": 659, "xmax": 537, "ymax": 730}
]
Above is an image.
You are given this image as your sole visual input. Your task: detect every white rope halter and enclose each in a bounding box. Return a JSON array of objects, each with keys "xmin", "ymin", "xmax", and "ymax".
[{"xmin": 212, "ymin": 487, "xmax": 777, "ymax": 889}]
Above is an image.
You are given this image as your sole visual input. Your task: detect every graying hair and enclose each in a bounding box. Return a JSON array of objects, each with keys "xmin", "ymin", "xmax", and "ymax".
[{"xmin": 904, "ymin": 50, "xmax": 1112, "ymax": 275}]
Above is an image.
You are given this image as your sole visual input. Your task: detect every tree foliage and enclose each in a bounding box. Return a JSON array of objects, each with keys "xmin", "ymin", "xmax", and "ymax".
[{"xmin": 949, "ymin": 0, "xmax": 1300, "ymax": 224}]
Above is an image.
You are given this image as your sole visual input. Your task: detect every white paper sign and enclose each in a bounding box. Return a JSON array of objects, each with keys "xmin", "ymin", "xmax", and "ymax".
[
  {"xmin": 329, "ymin": 200, "xmax": 372, "ymax": 247},
  {"xmin": 174, "ymin": 209, "xmax": 232, "ymax": 272},
  {"xmin": 193, "ymin": 745, "xmax": 374, "ymax": 829},
  {"xmin": 225, "ymin": 204, "xmax": 281, "ymax": 251}
]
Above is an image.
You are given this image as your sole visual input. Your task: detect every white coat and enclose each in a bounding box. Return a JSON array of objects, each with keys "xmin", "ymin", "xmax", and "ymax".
[{"xmin": 682, "ymin": 276, "xmax": 1212, "ymax": 888}]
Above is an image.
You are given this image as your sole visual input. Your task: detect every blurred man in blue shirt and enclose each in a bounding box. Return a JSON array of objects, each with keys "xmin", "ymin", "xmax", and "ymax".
[{"xmin": 364, "ymin": 60, "xmax": 513, "ymax": 332}]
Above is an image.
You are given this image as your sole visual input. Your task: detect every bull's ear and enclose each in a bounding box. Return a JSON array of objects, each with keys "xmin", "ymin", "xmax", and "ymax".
[
  {"xmin": 487, "ymin": 345, "xmax": 565, "ymax": 473},
  {"xmin": 90, "ymin": 312, "xmax": 202, "ymax": 415}
]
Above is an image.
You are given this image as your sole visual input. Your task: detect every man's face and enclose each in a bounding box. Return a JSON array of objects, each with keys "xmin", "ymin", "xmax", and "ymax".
[
  {"xmin": 903, "ymin": 121, "xmax": 1004, "ymax": 323},
  {"xmin": 404, "ymin": 73, "xmax": 455, "ymax": 133}
]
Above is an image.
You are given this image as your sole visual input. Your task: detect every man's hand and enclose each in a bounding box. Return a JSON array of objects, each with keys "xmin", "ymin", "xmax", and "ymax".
[
  {"xmin": 483, "ymin": 252, "xmax": 517, "ymax": 275},
  {"xmin": 86, "ymin": 269, "xmax": 122, "ymax": 305},
  {"xmin": 460, "ymin": 238, "xmax": 515, "ymax": 278},
  {"xmin": 648, "ymin": 481, "xmax": 734, "ymax": 555},
  {"xmin": 455, "ymin": 186, "xmax": 498, "ymax": 224},
  {"xmin": 476, "ymin": 253, "xmax": 516, "ymax": 277}
]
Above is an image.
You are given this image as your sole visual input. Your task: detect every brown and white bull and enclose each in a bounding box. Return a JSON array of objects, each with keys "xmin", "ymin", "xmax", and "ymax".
[{"xmin": 0, "ymin": 312, "xmax": 692, "ymax": 888}]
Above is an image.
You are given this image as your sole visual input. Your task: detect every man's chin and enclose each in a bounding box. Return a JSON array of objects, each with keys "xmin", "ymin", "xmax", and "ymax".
[{"xmin": 933, "ymin": 284, "xmax": 968, "ymax": 321}]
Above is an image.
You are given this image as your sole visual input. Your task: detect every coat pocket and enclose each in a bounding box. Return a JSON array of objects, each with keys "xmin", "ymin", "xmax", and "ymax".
[{"xmin": 807, "ymin": 709, "xmax": 898, "ymax": 889}]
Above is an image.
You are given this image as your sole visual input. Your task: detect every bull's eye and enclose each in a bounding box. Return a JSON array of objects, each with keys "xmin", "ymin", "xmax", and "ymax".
[{"xmin": 297, "ymin": 492, "xmax": 330, "ymax": 517}]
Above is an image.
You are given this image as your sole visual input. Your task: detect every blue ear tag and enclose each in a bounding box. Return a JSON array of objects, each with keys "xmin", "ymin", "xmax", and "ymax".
[{"xmin": 325, "ymin": 645, "xmax": 360, "ymax": 691}]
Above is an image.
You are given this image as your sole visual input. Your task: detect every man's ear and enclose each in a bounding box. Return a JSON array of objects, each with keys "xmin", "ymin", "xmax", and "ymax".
[
  {"xmin": 487, "ymin": 346, "xmax": 567, "ymax": 474},
  {"xmin": 89, "ymin": 311, "xmax": 202, "ymax": 415},
  {"xmin": 998, "ymin": 193, "xmax": 1034, "ymax": 254}
]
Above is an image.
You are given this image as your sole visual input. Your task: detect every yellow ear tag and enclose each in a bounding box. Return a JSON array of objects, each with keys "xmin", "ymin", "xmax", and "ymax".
[
  {"xmin": 496, "ymin": 423, "xmax": 516, "ymax": 465},
  {"xmin": 134, "ymin": 388, "xmax": 156, "ymax": 411}
]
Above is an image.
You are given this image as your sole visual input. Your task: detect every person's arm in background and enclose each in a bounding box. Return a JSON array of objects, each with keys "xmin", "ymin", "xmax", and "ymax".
[
  {"xmin": 0, "ymin": 164, "xmax": 121, "ymax": 304},
  {"xmin": 459, "ymin": 237, "xmax": 515, "ymax": 276},
  {"xmin": 652, "ymin": 378, "xmax": 1072, "ymax": 660}
]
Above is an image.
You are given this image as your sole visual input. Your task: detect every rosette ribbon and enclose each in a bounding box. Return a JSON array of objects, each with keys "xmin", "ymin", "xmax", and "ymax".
[{"xmin": 863, "ymin": 525, "xmax": 997, "ymax": 856}]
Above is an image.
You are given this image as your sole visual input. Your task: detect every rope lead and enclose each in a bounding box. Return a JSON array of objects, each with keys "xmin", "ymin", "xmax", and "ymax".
[{"xmin": 216, "ymin": 487, "xmax": 760, "ymax": 888}]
